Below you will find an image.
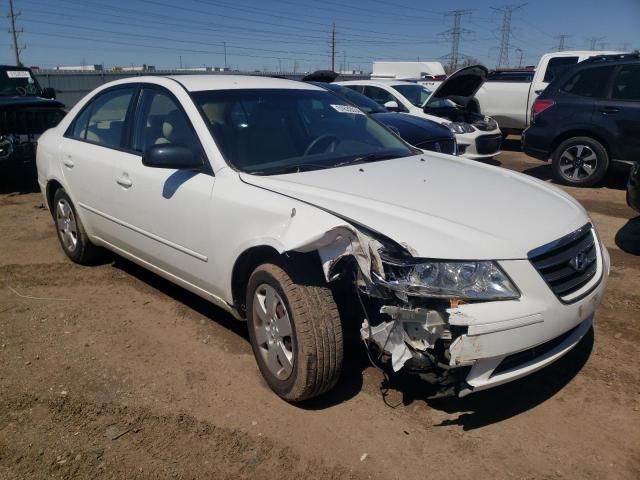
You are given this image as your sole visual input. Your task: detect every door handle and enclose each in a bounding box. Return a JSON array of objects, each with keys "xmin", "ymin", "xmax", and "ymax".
[
  {"xmin": 116, "ymin": 175, "xmax": 133, "ymax": 188},
  {"xmin": 599, "ymin": 107, "xmax": 620, "ymax": 114},
  {"xmin": 63, "ymin": 156, "xmax": 74, "ymax": 168}
]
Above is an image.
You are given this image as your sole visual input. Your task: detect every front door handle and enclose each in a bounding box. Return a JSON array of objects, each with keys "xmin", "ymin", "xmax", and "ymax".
[
  {"xmin": 599, "ymin": 107, "xmax": 620, "ymax": 114},
  {"xmin": 63, "ymin": 156, "xmax": 74, "ymax": 168},
  {"xmin": 116, "ymin": 175, "xmax": 133, "ymax": 188}
]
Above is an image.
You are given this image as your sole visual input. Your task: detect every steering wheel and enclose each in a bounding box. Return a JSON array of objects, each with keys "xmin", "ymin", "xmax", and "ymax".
[
  {"xmin": 304, "ymin": 134, "xmax": 340, "ymax": 156},
  {"xmin": 16, "ymin": 86, "xmax": 26, "ymax": 96}
]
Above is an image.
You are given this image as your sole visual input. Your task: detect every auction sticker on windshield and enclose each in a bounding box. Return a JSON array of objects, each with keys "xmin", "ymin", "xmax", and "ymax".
[
  {"xmin": 331, "ymin": 104, "xmax": 364, "ymax": 115},
  {"xmin": 6, "ymin": 71, "xmax": 32, "ymax": 79}
]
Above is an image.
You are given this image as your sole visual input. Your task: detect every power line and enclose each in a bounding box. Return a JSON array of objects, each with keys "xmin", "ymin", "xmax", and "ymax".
[
  {"xmin": 553, "ymin": 34, "xmax": 572, "ymax": 51},
  {"xmin": 8, "ymin": 0, "xmax": 25, "ymax": 65},
  {"xmin": 440, "ymin": 10, "xmax": 473, "ymax": 71},
  {"xmin": 492, "ymin": 3, "xmax": 527, "ymax": 68}
]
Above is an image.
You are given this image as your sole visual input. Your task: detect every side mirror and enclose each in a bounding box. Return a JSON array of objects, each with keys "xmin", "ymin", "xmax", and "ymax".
[
  {"xmin": 383, "ymin": 100, "xmax": 400, "ymax": 112},
  {"xmin": 142, "ymin": 144, "xmax": 203, "ymax": 170},
  {"xmin": 41, "ymin": 87, "xmax": 56, "ymax": 99}
]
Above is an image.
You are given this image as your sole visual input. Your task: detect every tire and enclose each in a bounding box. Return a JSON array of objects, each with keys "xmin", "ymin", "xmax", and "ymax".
[
  {"xmin": 52, "ymin": 188, "xmax": 103, "ymax": 264},
  {"xmin": 246, "ymin": 261, "xmax": 343, "ymax": 402},
  {"xmin": 552, "ymin": 136, "xmax": 609, "ymax": 187}
]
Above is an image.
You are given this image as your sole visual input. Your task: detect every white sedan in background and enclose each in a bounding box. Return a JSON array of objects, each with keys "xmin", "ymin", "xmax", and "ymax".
[
  {"xmin": 37, "ymin": 75, "xmax": 608, "ymax": 402},
  {"xmin": 338, "ymin": 66, "xmax": 503, "ymax": 159}
]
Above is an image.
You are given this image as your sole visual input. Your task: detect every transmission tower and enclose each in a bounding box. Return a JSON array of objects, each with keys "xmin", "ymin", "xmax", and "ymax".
[
  {"xmin": 8, "ymin": 0, "xmax": 25, "ymax": 66},
  {"xmin": 439, "ymin": 10, "xmax": 472, "ymax": 72},
  {"xmin": 330, "ymin": 23, "xmax": 336, "ymax": 71},
  {"xmin": 493, "ymin": 3, "xmax": 527, "ymax": 68},
  {"xmin": 553, "ymin": 34, "xmax": 571, "ymax": 51},
  {"xmin": 587, "ymin": 36, "xmax": 604, "ymax": 50}
]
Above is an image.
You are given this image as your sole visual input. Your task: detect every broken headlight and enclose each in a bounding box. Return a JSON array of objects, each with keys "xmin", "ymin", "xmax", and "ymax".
[
  {"xmin": 447, "ymin": 122, "xmax": 475, "ymax": 134},
  {"xmin": 377, "ymin": 259, "xmax": 520, "ymax": 301}
]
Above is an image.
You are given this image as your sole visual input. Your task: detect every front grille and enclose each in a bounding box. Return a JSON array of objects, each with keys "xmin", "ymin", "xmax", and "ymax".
[
  {"xmin": 416, "ymin": 137, "xmax": 456, "ymax": 155},
  {"xmin": 492, "ymin": 322, "xmax": 583, "ymax": 376},
  {"xmin": 0, "ymin": 108, "xmax": 65, "ymax": 135},
  {"xmin": 475, "ymin": 134, "xmax": 502, "ymax": 154},
  {"xmin": 528, "ymin": 224, "xmax": 599, "ymax": 301}
]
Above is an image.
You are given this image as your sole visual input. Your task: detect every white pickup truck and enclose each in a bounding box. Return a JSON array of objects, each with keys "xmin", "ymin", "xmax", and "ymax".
[{"xmin": 475, "ymin": 51, "xmax": 623, "ymax": 135}]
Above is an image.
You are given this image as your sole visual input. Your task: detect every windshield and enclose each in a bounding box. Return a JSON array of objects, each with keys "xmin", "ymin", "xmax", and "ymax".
[
  {"xmin": 391, "ymin": 84, "xmax": 432, "ymax": 108},
  {"xmin": 317, "ymin": 83, "xmax": 387, "ymax": 114},
  {"xmin": 0, "ymin": 68, "xmax": 41, "ymax": 97},
  {"xmin": 193, "ymin": 88, "xmax": 415, "ymax": 175}
]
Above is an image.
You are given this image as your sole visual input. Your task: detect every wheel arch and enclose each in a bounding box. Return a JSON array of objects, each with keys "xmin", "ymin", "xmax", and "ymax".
[
  {"xmin": 230, "ymin": 245, "xmax": 329, "ymax": 319},
  {"xmin": 45, "ymin": 178, "xmax": 64, "ymax": 212},
  {"xmin": 551, "ymin": 129, "xmax": 612, "ymax": 159}
]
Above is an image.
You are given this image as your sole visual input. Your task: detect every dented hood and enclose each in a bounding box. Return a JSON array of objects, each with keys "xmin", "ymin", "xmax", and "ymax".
[{"xmin": 240, "ymin": 155, "xmax": 589, "ymax": 260}]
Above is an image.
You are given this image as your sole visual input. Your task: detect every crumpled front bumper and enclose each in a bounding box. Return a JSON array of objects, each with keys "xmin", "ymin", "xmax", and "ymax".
[{"xmin": 448, "ymin": 242, "xmax": 610, "ymax": 397}]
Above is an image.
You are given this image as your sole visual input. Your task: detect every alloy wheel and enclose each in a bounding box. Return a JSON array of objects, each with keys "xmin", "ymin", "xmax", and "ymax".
[
  {"xmin": 558, "ymin": 144, "xmax": 598, "ymax": 182},
  {"xmin": 56, "ymin": 198, "xmax": 78, "ymax": 253},
  {"xmin": 252, "ymin": 284, "xmax": 294, "ymax": 380}
]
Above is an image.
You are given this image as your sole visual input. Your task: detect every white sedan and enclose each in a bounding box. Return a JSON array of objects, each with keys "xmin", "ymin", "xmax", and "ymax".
[
  {"xmin": 337, "ymin": 66, "xmax": 503, "ymax": 160},
  {"xmin": 37, "ymin": 75, "xmax": 608, "ymax": 401}
]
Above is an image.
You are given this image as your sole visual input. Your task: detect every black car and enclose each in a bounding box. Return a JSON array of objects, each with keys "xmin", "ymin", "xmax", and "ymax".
[
  {"xmin": 523, "ymin": 53, "xmax": 640, "ymax": 187},
  {"xmin": 628, "ymin": 161, "xmax": 640, "ymax": 213},
  {"xmin": 305, "ymin": 79, "xmax": 457, "ymax": 155},
  {"xmin": 0, "ymin": 65, "xmax": 66, "ymax": 172}
]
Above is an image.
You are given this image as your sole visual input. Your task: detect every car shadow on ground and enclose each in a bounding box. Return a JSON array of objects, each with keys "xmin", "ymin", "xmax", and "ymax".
[
  {"xmin": 615, "ymin": 216, "xmax": 640, "ymax": 255},
  {"xmin": 366, "ymin": 328, "xmax": 594, "ymax": 430},
  {"xmin": 0, "ymin": 165, "xmax": 40, "ymax": 195},
  {"xmin": 523, "ymin": 160, "xmax": 630, "ymax": 191}
]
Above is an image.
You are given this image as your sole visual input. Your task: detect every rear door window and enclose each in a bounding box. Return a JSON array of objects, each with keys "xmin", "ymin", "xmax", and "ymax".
[
  {"xmin": 84, "ymin": 88, "xmax": 135, "ymax": 148},
  {"xmin": 611, "ymin": 65, "xmax": 640, "ymax": 101},
  {"xmin": 561, "ymin": 66, "xmax": 615, "ymax": 98},
  {"xmin": 544, "ymin": 57, "xmax": 579, "ymax": 83}
]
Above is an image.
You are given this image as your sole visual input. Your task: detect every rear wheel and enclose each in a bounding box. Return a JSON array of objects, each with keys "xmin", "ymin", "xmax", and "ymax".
[
  {"xmin": 552, "ymin": 137, "xmax": 609, "ymax": 187},
  {"xmin": 53, "ymin": 188, "xmax": 103, "ymax": 264},
  {"xmin": 246, "ymin": 261, "xmax": 343, "ymax": 402}
]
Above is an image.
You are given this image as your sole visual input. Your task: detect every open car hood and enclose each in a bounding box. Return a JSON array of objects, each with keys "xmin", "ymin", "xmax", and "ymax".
[{"xmin": 425, "ymin": 65, "xmax": 488, "ymax": 106}]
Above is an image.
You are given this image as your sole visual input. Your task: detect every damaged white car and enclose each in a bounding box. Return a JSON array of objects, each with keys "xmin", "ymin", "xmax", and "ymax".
[{"xmin": 37, "ymin": 75, "xmax": 610, "ymax": 402}]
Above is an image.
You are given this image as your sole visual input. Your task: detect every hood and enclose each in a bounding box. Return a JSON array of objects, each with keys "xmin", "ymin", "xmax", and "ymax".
[
  {"xmin": 0, "ymin": 96, "xmax": 65, "ymax": 109},
  {"xmin": 426, "ymin": 65, "xmax": 487, "ymax": 105},
  {"xmin": 371, "ymin": 112, "xmax": 453, "ymax": 145},
  {"xmin": 240, "ymin": 155, "xmax": 589, "ymax": 260}
]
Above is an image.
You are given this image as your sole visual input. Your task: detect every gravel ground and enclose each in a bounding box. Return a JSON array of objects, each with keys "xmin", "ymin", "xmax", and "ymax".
[{"xmin": 1, "ymin": 143, "xmax": 639, "ymax": 479}]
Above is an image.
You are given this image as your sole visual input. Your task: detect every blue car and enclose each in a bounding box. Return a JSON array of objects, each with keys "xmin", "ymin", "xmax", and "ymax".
[{"xmin": 308, "ymin": 80, "xmax": 457, "ymax": 155}]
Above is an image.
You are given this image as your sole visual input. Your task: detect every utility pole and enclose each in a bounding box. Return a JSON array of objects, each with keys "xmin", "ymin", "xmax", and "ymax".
[
  {"xmin": 8, "ymin": 0, "xmax": 24, "ymax": 66},
  {"xmin": 493, "ymin": 3, "xmax": 527, "ymax": 68},
  {"xmin": 553, "ymin": 34, "xmax": 571, "ymax": 51},
  {"xmin": 440, "ymin": 10, "xmax": 472, "ymax": 72},
  {"xmin": 330, "ymin": 23, "xmax": 336, "ymax": 71},
  {"xmin": 587, "ymin": 36, "xmax": 604, "ymax": 50}
]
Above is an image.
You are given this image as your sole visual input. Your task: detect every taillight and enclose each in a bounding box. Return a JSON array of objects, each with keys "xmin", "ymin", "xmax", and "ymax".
[{"xmin": 531, "ymin": 99, "xmax": 555, "ymax": 122}]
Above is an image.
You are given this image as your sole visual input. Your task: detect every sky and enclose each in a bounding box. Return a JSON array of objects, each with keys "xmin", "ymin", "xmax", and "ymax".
[{"xmin": 2, "ymin": 0, "xmax": 640, "ymax": 72}]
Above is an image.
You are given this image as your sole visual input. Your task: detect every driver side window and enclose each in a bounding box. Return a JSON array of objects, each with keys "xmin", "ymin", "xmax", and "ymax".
[
  {"xmin": 363, "ymin": 86, "xmax": 395, "ymax": 106},
  {"xmin": 132, "ymin": 88, "xmax": 202, "ymax": 157}
]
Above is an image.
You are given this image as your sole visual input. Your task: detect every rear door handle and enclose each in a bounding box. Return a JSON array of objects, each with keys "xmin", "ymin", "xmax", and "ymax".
[
  {"xmin": 116, "ymin": 175, "xmax": 133, "ymax": 188},
  {"xmin": 63, "ymin": 156, "xmax": 74, "ymax": 168},
  {"xmin": 599, "ymin": 107, "xmax": 620, "ymax": 114}
]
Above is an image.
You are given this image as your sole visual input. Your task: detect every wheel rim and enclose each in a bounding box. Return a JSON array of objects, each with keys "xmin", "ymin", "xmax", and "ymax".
[
  {"xmin": 252, "ymin": 284, "xmax": 294, "ymax": 380},
  {"xmin": 56, "ymin": 199, "xmax": 78, "ymax": 253},
  {"xmin": 558, "ymin": 144, "xmax": 598, "ymax": 182}
]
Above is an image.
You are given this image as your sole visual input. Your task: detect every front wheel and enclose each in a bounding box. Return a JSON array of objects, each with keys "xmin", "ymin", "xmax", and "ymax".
[
  {"xmin": 246, "ymin": 261, "xmax": 343, "ymax": 402},
  {"xmin": 552, "ymin": 137, "xmax": 609, "ymax": 187}
]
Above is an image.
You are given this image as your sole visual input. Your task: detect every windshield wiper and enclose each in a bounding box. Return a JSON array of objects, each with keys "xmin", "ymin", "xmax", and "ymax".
[
  {"xmin": 248, "ymin": 163, "xmax": 333, "ymax": 175},
  {"xmin": 333, "ymin": 153, "xmax": 400, "ymax": 168}
]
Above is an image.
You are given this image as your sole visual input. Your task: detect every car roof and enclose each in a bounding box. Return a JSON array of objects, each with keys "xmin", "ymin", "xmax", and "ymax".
[{"xmin": 107, "ymin": 74, "xmax": 324, "ymax": 92}]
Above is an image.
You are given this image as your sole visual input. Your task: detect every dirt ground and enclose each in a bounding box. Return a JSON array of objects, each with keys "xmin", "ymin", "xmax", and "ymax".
[{"xmin": 1, "ymin": 142, "xmax": 639, "ymax": 480}]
